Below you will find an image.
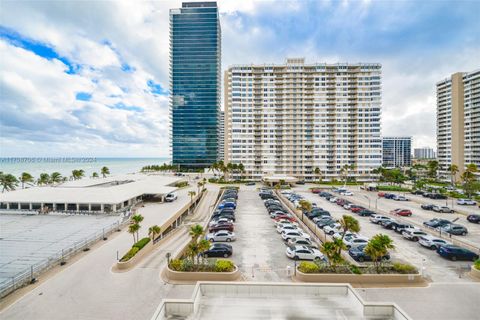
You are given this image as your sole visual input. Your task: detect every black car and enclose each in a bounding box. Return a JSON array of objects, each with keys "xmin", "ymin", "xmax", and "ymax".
[
  {"xmin": 306, "ymin": 211, "xmax": 330, "ymax": 220},
  {"xmin": 357, "ymin": 209, "xmax": 375, "ymax": 217},
  {"xmin": 423, "ymin": 218, "xmax": 451, "ymax": 229},
  {"xmin": 316, "ymin": 219, "xmax": 336, "ymax": 228},
  {"xmin": 349, "ymin": 245, "xmax": 390, "ymax": 262},
  {"xmin": 210, "ymin": 243, "xmax": 232, "ymax": 250},
  {"xmin": 319, "ymin": 192, "xmax": 332, "ymax": 197},
  {"xmin": 411, "ymin": 190, "xmax": 424, "ymax": 195},
  {"xmin": 467, "ymin": 214, "xmax": 480, "ymax": 224},
  {"xmin": 296, "ymin": 180, "xmax": 306, "ymax": 185},
  {"xmin": 391, "ymin": 222, "xmax": 414, "ymax": 233},
  {"xmin": 381, "ymin": 220, "xmax": 398, "ymax": 230},
  {"xmin": 384, "ymin": 193, "xmax": 396, "ymax": 199},
  {"xmin": 421, "ymin": 204, "xmax": 435, "ymax": 210},
  {"xmin": 437, "ymin": 245, "xmax": 479, "ymax": 261},
  {"xmin": 201, "ymin": 246, "xmax": 233, "ymax": 258},
  {"xmin": 211, "ymin": 213, "xmax": 235, "ymax": 222},
  {"xmin": 429, "ymin": 193, "xmax": 447, "ymax": 200}
]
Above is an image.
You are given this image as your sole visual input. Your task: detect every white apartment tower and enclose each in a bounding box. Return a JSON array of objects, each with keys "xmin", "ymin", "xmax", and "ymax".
[
  {"xmin": 224, "ymin": 58, "xmax": 382, "ymax": 181},
  {"xmin": 219, "ymin": 111, "xmax": 225, "ymax": 160},
  {"xmin": 437, "ymin": 69, "xmax": 480, "ymax": 180}
]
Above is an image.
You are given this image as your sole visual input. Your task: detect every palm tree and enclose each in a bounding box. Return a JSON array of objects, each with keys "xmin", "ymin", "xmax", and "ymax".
[
  {"xmin": 0, "ymin": 172, "xmax": 19, "ymax": 192},
  {"xmin": 198, "ymin": 239, "xmax": 211, "ymax": 264},
  {"xmin": 128, "ymin": 223, "xmax": 140, "ymax": 244},
  {"xmin": 131, "ymin": 214, "xmax": 144, "ymax": 241},
  {"xmin": 186, "ymin": 241, "xmax": 200, "ymax": 264},
  {"xmin": 189, "ymin": 224, "xmax": 204, "ymax": 240},
  {"xmin": 340, "ymin": 164, "xmax": 355, "ymax": 186},
  {"xmin": 72, "ymin": 169, "xmax": 85, "ymax": 180},
  {"xmin": 188, "ymin": 191, "xmax": 196, "ymax": 213},
  {"xmin": 364, "ymin": 234, "xmax": 395, "ymax": 273},
  {"xmin": 148, "ymin": 225, "xmax": 161, "ymax": 241},
  {"xmin": 197, "ymin": 181, "xmax": 203, "ymax": 194},
  {"xmin": 314, "ymin": 167, "xmax": 322, "ymax": 182},
  {"xmin": 298, "ymin": 200, "xmax": 312, "ymax": 222},
  {"xmin": 217, "ymin": 160, "xmax": 227, "ymax": 179},
  {"xmin": 37, "ymin": 173, "xmax": 50, "ymax": 186},
  {"xmin": 92, "ymin": 172, "xmax": 99, "ymax": 178},
  {"xmin": 101, "ymin": 166, "xmax": 110, "ymax": 178},
  {"xmin": 427, "ymin": 160, "xmax": 439, "ymax": 180},
  {"xmin": 320, "ymin": 240, "xmax": 345, "ymax": 271},
  {"xmin": 19, "ymin": 172, "xmax": 34, "ymax": 189},
  {"xmin": 238, "ymin": 163, "xmax": 245, "ymax": 180},
  {"xmin": 50, "ymin": 172, "xmax": 63, "ymax": 184},
  {"xmin": 448, "ymin": 164, "xmax": 459, "ymax": 186},
  {"xmin": 336, "ymin": 215, "xmax": 360, "ymax": 255}
]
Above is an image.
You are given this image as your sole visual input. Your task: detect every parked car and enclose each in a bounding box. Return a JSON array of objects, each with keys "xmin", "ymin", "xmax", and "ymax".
[
  {"xmin": 381, "ymin": 220, "xmax": 398, "ymax": 230},
  {"xmin": 218, "ymin": 202, "xmax": 236, "ymax": 210},
  {"xmin": 350, "ymin": 206, "xmax": 365, "ymax": 213},
  {"xmin": 429, "ymin": 193, "xmax": 447, "ymax": 200},
  {"xmin": 311, "ymin": 188, "xmax": 322, "ymax": 194},
  {"xmin": 165, "ymin": 192, "xmax": 178, "ymax": 202},
  {"xmin": 319, "ymin": 192, "xmax": 332, "ymax": 197},
  {"xmin": 211, "ymin": 213, "xmax": 235, "ymax": 222},
  {"xmin": 314, "ymin": 218, "xmax": 336, "ymax": 227},
  {"xmin": 296, "ymin": 180, "xmax": 306, "ymax": 185},
  {"xmin": 209, "ymin": 217, "xmax": 233, "ymax": 226},
  {"xmin": 384, "ymin": 193, "xmax": 396, "ymax": 199},
  {"xmin": 402, "ymin": 229, "xmax": 428, "ymax": 241},
  {"xmin": 418, "ymin": 235, "xmax": 450, "ymax": 250},
  {"xmin": 277, "ymin": 224, "xmax": 298, "ymax": 234},
  {"xmin": 370, "ymin": 215, "xmax": 393, "ymax": 224},
  {"xmin": 377, "ymin": 192, "xmax": 385, "ymax": 197},
  {"xmin": 467, "ymin": 214, "xmax": 480, "ymax": 224},
  {"xmin": 245, "ymin": 182, "xmax": 256, "ymax": 186},
  {"xmin": 287, "ymin": 237, "xmax": 318, "ymax": 249},
  {"xmin": 205, "ymin": 231, "xmax": 236, "ymax": 242},
  {"xmin": 391, "ymin": 222, "xmax": 415, "ymax": 233},
  {"xmin": 421, "ymin": 204, "xmax": 435, "ymax": 210},
  {"xmin": 209, "ymin": 222, "xmax": 234, "ymax": 233},
  {"xmin": 344, "ymin": 236, "xmax": 369, "ymax": 249},
  {"xmin": 285, "ymin": 245, "xmax": 324, "ymax": 261},
  {"xmin": 423, "ymin": 218, "xmax": 451, "ymax": 229},
  {"xmin": 329, "ymin": 197, "xmax": 338, "ymax": 203},
  {"xmin": 393, "ymin": 195, "xmax": 409, "ymax": 201},
  {"xmin": 340, "ymin": 191, "xmax": 353, "ymax": 196},
  {"xmin": 439, "ymin": 224, "xmax": 468, "ymax": 236},
  {"xmin": 201, "ymin": 245, "xmax": 232, "ymax": 258},
  {"xmin": 274, "ymin": 215, "xmax": 297, "ymax": 223},
  {"xmin": 411, "ymin": 190, "xmax": 424, "ymax": 195},
  {"xmin": 437, "ymin": 245, "xmax": 479, "ymax": 261},
  {"xmin": 282, "ymin": 230, "xmax": 310, "ymax": 241},
  {"xmin": 391, "ymin": 209, "xmax": 413, "ymax": 217},
  {"xmin": 432, "ymin": 206, "xmax": 454, "ymax": 213},
  {"xmin": 274, "ymin": 219, "xmax": 298, "ymax": 227},
  {"xmin": 349, "ymin": 244, "xmax": 390, "ymax": 262},
  {"xmin": 323, "ymin": 223, "xmax": 341, "ymax": 235},
  {"xmin": 457, "ymin": 199, "xmax": 477, "ymax": 205},
  {"xmin": 357, "ymin": 209, "xmax": 376, "ymax": 217}
]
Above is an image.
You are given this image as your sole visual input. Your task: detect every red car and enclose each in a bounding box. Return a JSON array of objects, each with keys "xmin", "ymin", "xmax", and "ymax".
[
  {"xmin": 209, "ymin": 222, "xmax": 234, "ymax": 232},
  {"xmin": 391, "ymin": 209, "xmax": 412, "ymax": 217},
  {"xmin": 378, "ymin": 192, "xmax": 385, "ymax": 197},
  {"xmin": 274, "ymin": 215, "xmax": 297, "ymax": 223},
  {"xmin": 311, "ymin": 188, "xmax": 322, "ymax": 194},
  {"xmin": 350, "ymin": 206, "xmax": 365, "ymax": 213}
]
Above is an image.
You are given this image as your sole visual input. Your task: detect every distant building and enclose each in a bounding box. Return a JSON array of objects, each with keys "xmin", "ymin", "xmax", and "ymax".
[
  {"xmin": 224, "ymin": 58, "xmax": 382, "ymax": 181},
  {"xmin": 382, "ymin": 137, "xmax": 412, "ymax": 168},
  {"xmin": 170, "ymin": 2, "xmax": 221, "ymax": 168},
  {"xmin": 219, "ymin": 111, "xmax": 224, "ymax": 160},
  {"xmin": 437, "ymin": 69, "xmax": 480, "ymax": 179},
  {"xmin": 414, "ymin": 147, "xmax": 436, "ymax": 159}
]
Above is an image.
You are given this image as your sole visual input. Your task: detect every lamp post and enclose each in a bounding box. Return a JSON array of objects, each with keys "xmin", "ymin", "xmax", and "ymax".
[
  {"xmin": 375, "ymin": 197, "xmax": 380, "ymax": 210},
  {"xmin": 362, "ymin": 195, "xmax": 371, "ymax": 208}
]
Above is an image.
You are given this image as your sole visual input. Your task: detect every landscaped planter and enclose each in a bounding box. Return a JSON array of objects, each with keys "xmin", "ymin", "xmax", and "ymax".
[
  {"xmin": 164, "ymin": 265, "xmax": 241, "ymax": 282},
  {"xmin": 470, "ymin": 266, "xmax": 480, "ymax": 280},
  {"xmin": 294, "ymin": 269, "xmax": 425, "ymax": 285}
]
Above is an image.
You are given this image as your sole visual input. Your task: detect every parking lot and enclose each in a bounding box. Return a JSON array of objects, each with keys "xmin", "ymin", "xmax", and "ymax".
[{"xmin": 294, "ymin": 185, "xmax": 478, "ymax": 283}]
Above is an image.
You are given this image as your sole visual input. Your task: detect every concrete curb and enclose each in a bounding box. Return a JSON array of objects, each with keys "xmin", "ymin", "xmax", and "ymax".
[
  {"xmin": 163, "ymin": 265, "xmax": 241, "ymax": 283},
  {"xmin": 470, "ymin": 266, "xmax": 480, "ymax": 281}
]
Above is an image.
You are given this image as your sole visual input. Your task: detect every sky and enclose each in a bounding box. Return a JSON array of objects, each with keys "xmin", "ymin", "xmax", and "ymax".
[{"xmin": 0, "ymin": 0, "xmax": 479, "ymax": 158}]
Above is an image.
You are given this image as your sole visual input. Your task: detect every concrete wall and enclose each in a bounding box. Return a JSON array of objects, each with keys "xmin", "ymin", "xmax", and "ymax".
[
  {"xmin": 295, "ymin": 269, "xmax": 424, "ymax": 285},
  {"xmin": 164, "ymin": 266, "xmax": 241, "ymax": 282}
]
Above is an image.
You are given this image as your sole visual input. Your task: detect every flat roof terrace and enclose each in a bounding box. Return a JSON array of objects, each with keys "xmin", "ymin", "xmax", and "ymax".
[{"xmin": 0, "ymin": 174, "xmax": 182, "ymax": 213}]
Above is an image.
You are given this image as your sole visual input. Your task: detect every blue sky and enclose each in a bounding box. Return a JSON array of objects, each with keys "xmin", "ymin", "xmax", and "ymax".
[{"xmin": 0, "ymin": 0, "xmax": 479, "ymax": 157}]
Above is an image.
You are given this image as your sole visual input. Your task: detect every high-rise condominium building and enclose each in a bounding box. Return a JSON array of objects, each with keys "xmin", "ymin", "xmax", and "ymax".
[
  {"xmin": 437, "ymin": 69, "xmax": 479, "ymax": 179},
  {"xmin": 219, "ymin": 111, "xmax": 224, "ymax": 160},
  {"xmin": 169, "ymin": 2, "xmax": 221, "ymax": 168},
  {"xmin": 224, "ymin": 58, "xmax": 382, "ymax": 181},
  {"xmin": 414, "ymin": 147, "xmax": 436, "ymax": 159},
  {"xmin": 382, "ymin": 137, "xmax": 412, "ymax": 168}
]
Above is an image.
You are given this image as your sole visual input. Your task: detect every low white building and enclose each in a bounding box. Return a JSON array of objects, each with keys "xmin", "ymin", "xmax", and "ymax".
[{"xmin": 0, "ymin": 173, "xmax": 182, "ymax": 214}]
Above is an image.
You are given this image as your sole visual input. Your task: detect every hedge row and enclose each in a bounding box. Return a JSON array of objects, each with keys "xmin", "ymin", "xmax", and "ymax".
[
  {"xmin": 120, "ymin": 237, "xmax": 151, "ymax": 262},
  {"xmin": 169, "ymin": 259, "xmax": 235, "ymax": 272}
]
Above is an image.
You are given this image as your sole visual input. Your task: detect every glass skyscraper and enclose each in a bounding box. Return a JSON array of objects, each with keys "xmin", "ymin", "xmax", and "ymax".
[
  {"xmin": 382, "ymin": 137, "xmax": 412, "ymax": 168},
  {"xmin": 169, "ymin": 2, "xmax": 221, "ymax": 168}
]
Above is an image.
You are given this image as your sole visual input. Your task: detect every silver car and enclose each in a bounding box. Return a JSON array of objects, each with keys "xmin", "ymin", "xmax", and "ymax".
[{"xmin": 205, "ymin": 231, "xmax": 236, "ymax": 242}]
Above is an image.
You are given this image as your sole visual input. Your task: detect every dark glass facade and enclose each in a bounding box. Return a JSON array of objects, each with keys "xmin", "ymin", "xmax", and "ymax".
[
  {"xmin": 170, "ymin": 2, "xmax": 220, "ymax": 168},
  {"xmin": 382, "ymin": 137, "xmax": 412, "ymax": 168}
]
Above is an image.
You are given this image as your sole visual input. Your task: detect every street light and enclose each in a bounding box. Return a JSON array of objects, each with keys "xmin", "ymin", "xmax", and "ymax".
[
  {"xmin": 362, "ymin": 195, "xmax": 371, "ymax": 208},
  {"xmin": 375, "ymin": 197, "xmax": 380, "ymax": 210}
]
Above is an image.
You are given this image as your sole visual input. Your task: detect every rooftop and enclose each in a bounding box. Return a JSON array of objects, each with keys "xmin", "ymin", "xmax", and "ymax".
[{"xmin": 0, "ymin": 174, "xmax": 182, "ymax": 205}]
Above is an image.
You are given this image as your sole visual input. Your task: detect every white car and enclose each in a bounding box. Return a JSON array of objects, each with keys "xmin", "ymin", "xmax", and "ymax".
[
  {"xmin": 205, "ymin": 231, "xmax": 236, "ymax": 242},
  {"xmin": 285, "ymin": 245, "xmax": 324, "ymax": 261},
  {"xmin": 370, "ymin": 215, "xmax": 393, "ymax": 224},
  {"xmin": 323, "ymin": 223, "xmax": 341, "ymax": 235},
  {"xmin": 340, "ymin": 191, "xmax": 353, "ymax": 196},
  {"xmin": 393, "ymin": 195, "xmax": 408, "ymax": 201},
  {"xmin": 282, "ymin": 230, "xmax": 311, "ymax": 241},
  {"xmin": 402, "ymin": 229, "xmax": 428, "ymax": 241},
  {"xmin": 418, "ymin": 235, "xmax": 450, "ymax": 250},
  {"xmin": 277, "ymin": 224, "xmax": 298, "ymax": 234},
  {"xmin": 165, "ymin": 192, "xmax": 177, "ymax": 202},
  {"xmin": 343, "ymin": 203, "xmax": 353, "ymax": 210},
  {"xmin": 287, "ymin": 237, "xmax": 319, "ymax": 249},
  {"xmin": 457, "ymin": 199, "xmax": 476, "ymax": 205},
  {"xmin": 329, "ymin": 197, "xmax": 338, "ymax": 203},
  {"xmin": 344, "ymin": 236, "xmax": 369, "ymax": 249},
  {"xmin": 274, "ymin": 219, "xmax": 298, "ymax": 227},
  {"xmin": 333, "ymin": 231, "xmax": 356, "ymax": 241},
  {"xmin": 209, "ymin": 217, "xmax": 233, "ymax": 226}
]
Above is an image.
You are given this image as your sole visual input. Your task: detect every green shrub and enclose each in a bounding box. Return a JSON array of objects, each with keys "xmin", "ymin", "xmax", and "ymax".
[
  {"xmin": 298, "ymin": 261, "xmax": 320, "ymax": 273},
  {"xmin": 214, "ymin": 259, "xmax": 235, "ymax": 272},
  {"xmin": 175, "ymin": 181, "xmax": 189, "ymax": 188},
  {"xmin": 349, "ymin": 264, "xmax": 362, "ymax": 275},
  {"xmin": 392, "ymin": 263, "xmax": 417, "ymax": 274},
  {"xmin": 120, "ymin": 247, "xmax": 139, "ymax": 262},
  {"xmin": 133, "ymin": 237, "xmax": 150, "ymax": 250},
  {"xmin": 169, "ymin": 259, "xmax": 182, "ymax": 271},
  {"xmin": 181, "ymin": 259, "xmax": 194, "ymax": 272},
  {"xmin": 474, "ymin": 259, "xmax": 480, "ymax": 271},
  {"xmin": 377, "ymin": 185, "xmax": 411, "ymax": 192}
]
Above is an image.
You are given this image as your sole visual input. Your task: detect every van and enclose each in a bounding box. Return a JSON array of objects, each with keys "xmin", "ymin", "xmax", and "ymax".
[{"xmin": 165, "ymin": 193, "xmax": 177, "ymax": 202}]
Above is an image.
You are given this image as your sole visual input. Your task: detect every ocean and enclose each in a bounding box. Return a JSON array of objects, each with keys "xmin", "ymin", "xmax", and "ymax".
[{"xmin": 0, "ymin": 157, "xmax": 171, "ymax": 179}]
